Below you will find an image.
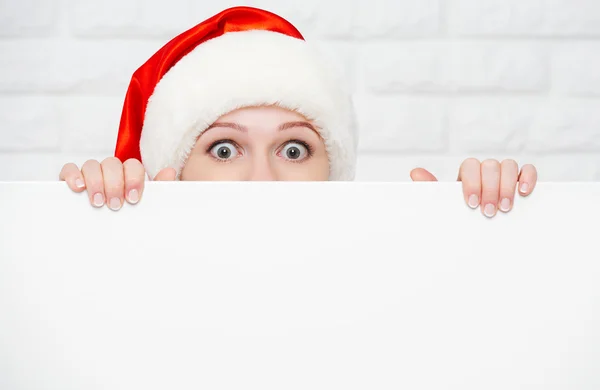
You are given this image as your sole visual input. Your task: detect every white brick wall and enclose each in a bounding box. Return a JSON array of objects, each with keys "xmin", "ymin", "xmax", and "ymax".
[{"xmin": 1, "ymin": 0, "xmax": 599, "ymax": 182}]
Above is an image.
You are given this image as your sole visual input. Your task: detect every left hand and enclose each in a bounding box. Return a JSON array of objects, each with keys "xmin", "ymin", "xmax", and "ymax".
[{"xmin": 410, "ymin": 158, "xmax": 538, "ymax": 218}]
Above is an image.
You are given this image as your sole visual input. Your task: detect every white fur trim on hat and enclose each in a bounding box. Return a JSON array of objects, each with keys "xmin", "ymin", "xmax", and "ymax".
[{"xmin": 139, "ymin": 29, "xmax": 358, "ymax": 181}]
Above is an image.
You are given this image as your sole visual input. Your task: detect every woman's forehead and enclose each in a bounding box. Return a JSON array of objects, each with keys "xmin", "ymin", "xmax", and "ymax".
[
  {"xmin": 206, "ymin": 106, "xmax": 318, "ymax": 136},
  {"xmin": 217, "ymin": 105, "xmax": 307, "ymax": 122}
]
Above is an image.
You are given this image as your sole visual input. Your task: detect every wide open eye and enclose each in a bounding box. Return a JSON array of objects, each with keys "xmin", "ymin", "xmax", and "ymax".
[
  {"xmin": 210, "ymin": 142, "xmax": 239, "ymax": 161},
  {"xmin": 280, "ymin": 142, "xmax": 309, "ymax": 161}
]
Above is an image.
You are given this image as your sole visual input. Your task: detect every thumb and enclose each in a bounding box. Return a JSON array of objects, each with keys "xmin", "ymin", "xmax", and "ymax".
[
  {"xmin": 153, "ymin": 167, "xmax": 177, "ymax": 181},
  {"xmin": 410, "ymin": 168, "xmax": 438, "ymax": 182}
]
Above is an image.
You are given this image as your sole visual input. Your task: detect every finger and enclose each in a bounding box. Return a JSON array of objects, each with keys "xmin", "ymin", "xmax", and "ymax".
[
  {"xmin": 154, "ymin": 168, "xmax": 177, "ymax": 181},
  {"xmin": 480, "ymin": 159, "xmax": 501, "ymax": 218},
  {"xmin": 518, "ymin": 164, "xmax": 538, "ymax": 196},
  {"xmin": 101, "ymin": 157, "xmax": 125, "ymax": 211},
  {"xmin": 81, "ymin": 160, "xmax": 105, "ymax": 208},
  {"xmin": 410, "ymin": 168, "xmax": 438, "ymax": 182},
  {"xmin": 59, "ymin": 163, "xmax": 86, "ymax": 192},
  {"xmin": 498, "ymin": 159, "xmax": 519, "ymax": 213},
  {"xmin": 123, "ymin": 158, "xmax": 145, "ymax": 205},
  {"xmin": 458, "ymin": 158, "xmax": 481, "ymax": 209}
]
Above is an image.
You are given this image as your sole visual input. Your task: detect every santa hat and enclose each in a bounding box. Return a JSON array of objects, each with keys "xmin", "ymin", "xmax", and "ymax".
[{"xmin": 114, "ymin": 6, "xmax": 358, "ymax": 181}]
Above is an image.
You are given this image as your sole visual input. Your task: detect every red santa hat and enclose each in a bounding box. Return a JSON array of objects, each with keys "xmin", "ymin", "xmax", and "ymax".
[{"xmin": 114, "ymin": 6, "xmax": 358, "ymax": 181}]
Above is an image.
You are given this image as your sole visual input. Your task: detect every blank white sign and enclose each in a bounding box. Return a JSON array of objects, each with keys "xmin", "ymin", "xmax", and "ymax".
[{"xmin": 1, "ymin": 182, "xmax": 599, "ymax": 390}]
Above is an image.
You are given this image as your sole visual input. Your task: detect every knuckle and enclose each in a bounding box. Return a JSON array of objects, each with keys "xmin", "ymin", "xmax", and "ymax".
[
  {"xmin": 60, "ymin": 163, "xmax": 77, "ymax": 179},
  {"xmin": 82, "ymin": 159, "xmax": 99, "ymax": 170},
  {"xmin": 501, "ymin": 159, "xmax": 518, "ymax": 168},
  {"xmin": 482, "ymin": 158, "xmax": 500, "ymax": 167},
  {"xmin": 461, "ymin": 157, "xmax": 480, "ymax": 168},
  {"xmin": 104, "ymin": 172, "xmax": 125, "ymax": 190},
  {"xmin": 123, "ymin": 158, "xmax": 142, "ymax": 168},
  {"xmin": 101, "ymin": 156, "xmax": 121, "ymax": 167},
  {"xmin": 104, "ymin": 175, "xmax": 125, "ymax": 192},
  {"xmin": 62, "ymin": 162, "xmax": 77, "ymax": 171}
]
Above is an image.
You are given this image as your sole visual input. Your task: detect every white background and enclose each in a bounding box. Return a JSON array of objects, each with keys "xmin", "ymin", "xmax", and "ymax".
[
  {"xmin": 1, "ymin": 0, "xmax": 600, "ymax": 182},
  {"xmin": 2, "ymin": 182, "xmax": 600, "ymax": 389}
]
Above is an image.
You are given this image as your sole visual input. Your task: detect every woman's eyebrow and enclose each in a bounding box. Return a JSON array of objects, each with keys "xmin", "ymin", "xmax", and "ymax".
[
  {"xmin": 278, "ymin": 122, "xmax": 318, "ymax": 133},
  {"xmin": 204, "ymin": 121, "xmax": 318, "ymax": 134},
  {"xmin": 205, "ymin": 122, "xmax": 247, "ymax": 132}
]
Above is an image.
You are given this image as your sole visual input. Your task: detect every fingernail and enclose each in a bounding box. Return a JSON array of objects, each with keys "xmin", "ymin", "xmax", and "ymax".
[
  {"xmin": 93, "ymin": 193, "xmax": 104, "ymax": 207},
  {"xmin": 128, "ymin": 189, "xmax": 139, "ymax": 204},
  {"xmin": 75, "ymin": 179, "xmax": 85, "ymax": 188},
  {"xmin": 109, "ymin": 197, "xmax": 121, "ymax": 211},
  {"xmin": 468, "ymin": 194, "xmax": 479, "ymax": 209},
  {"xmin": 484, "ymin": 204, "xmax": 496, "ymax": 218},
  {"xmin": 520, "ymin": 183, "xmax": 529, "ymax": 194},
  {"xmin": 500, "ymin": 198, "xmax": 511, "ymax": 212}
]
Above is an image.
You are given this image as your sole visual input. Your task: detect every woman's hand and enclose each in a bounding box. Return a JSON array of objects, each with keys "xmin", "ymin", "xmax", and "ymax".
[
  {"xmin": 410, "ymin": 158, "xmax": 538, "ymax": 218},
  {"xmin": 59, "ymin": 157, "xmax": 176, "ymax": 210}
]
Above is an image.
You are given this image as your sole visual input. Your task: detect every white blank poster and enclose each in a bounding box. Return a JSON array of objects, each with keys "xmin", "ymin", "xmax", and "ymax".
[{"xmin": 1, "ymin": 182, "xmax": 599, "ymax": 390}]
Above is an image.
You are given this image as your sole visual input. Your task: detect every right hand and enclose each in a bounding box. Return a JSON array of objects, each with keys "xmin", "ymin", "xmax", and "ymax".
[{"xmin": 59, "ymin": 157, "xmax": 176, "ymax": 210}]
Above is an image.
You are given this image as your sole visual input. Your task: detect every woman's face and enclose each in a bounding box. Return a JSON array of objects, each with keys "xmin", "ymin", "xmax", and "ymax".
[{"xmin": 180, "ymin": 106, "xmax": 330, "ymax": 181}]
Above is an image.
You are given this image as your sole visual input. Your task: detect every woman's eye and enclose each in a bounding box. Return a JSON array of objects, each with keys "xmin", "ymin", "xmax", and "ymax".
[
  {"xmin": 210, "ymin": 142, "xmax": 239, "ymax": 160},
  {"xmin": 281, "ymin": 142, "xmax": 308, "ymax": 161}
]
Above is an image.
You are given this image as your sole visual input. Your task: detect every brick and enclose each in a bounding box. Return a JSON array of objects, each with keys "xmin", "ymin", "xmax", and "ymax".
[
  {"xmin": 353, "ymin": 95, "xmax": 446, "ymax": 152},
  {"xmin": 448, "ymin": 98, "xmax": 537, "ymax": 153},
  {"xmin": 0, "ymin": 0, "xmax": 57, "ymax": 37},
  {"xmin": 525, "ymin": 99, "xmax": 600, "ymax": 152},
  {"xmin": 449, "ymin": 0, "xmax": 600, "ymax": 36},
  {"xmin": 0, "ymin": 96, "xmax": 60, "ymax": 151},
  {"xmin": 552, "ymin": 43, "xmax": 600, "ymax": 97},
  {"xmin": 0, "ymin": 40, "xmax": 164, "ymax": 93},
  {"xmin": 69, "ymin": 0, "xmax": 194, "ymax": 38},
  {"xmin": 57, "ymin": 96, "xmax": 124, "ymax": 153},
  {"xmin": 448, "ymin": 0, "xmax": 545, "ymax": 36},
  {"xmin": 360, "ymin": 42, "xmax": 548, "ymax": 93},
  {"xmin": 447, "ymin": 43, "xmax": 548, "ymax": 92},
  {"xmin": 544, "ymin": 0, "xmax": 600, "ymax": 36},
  {"xmin": 358, "ymin": 43, "xmax": 447, "ymax": 93},
  {"xmin": 312, "ymin": 41, "xmax": 357, "ymax": 92},
  {"xmin": 353, "ymin": 0, "xmax": 440, "ymax": 38}
]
